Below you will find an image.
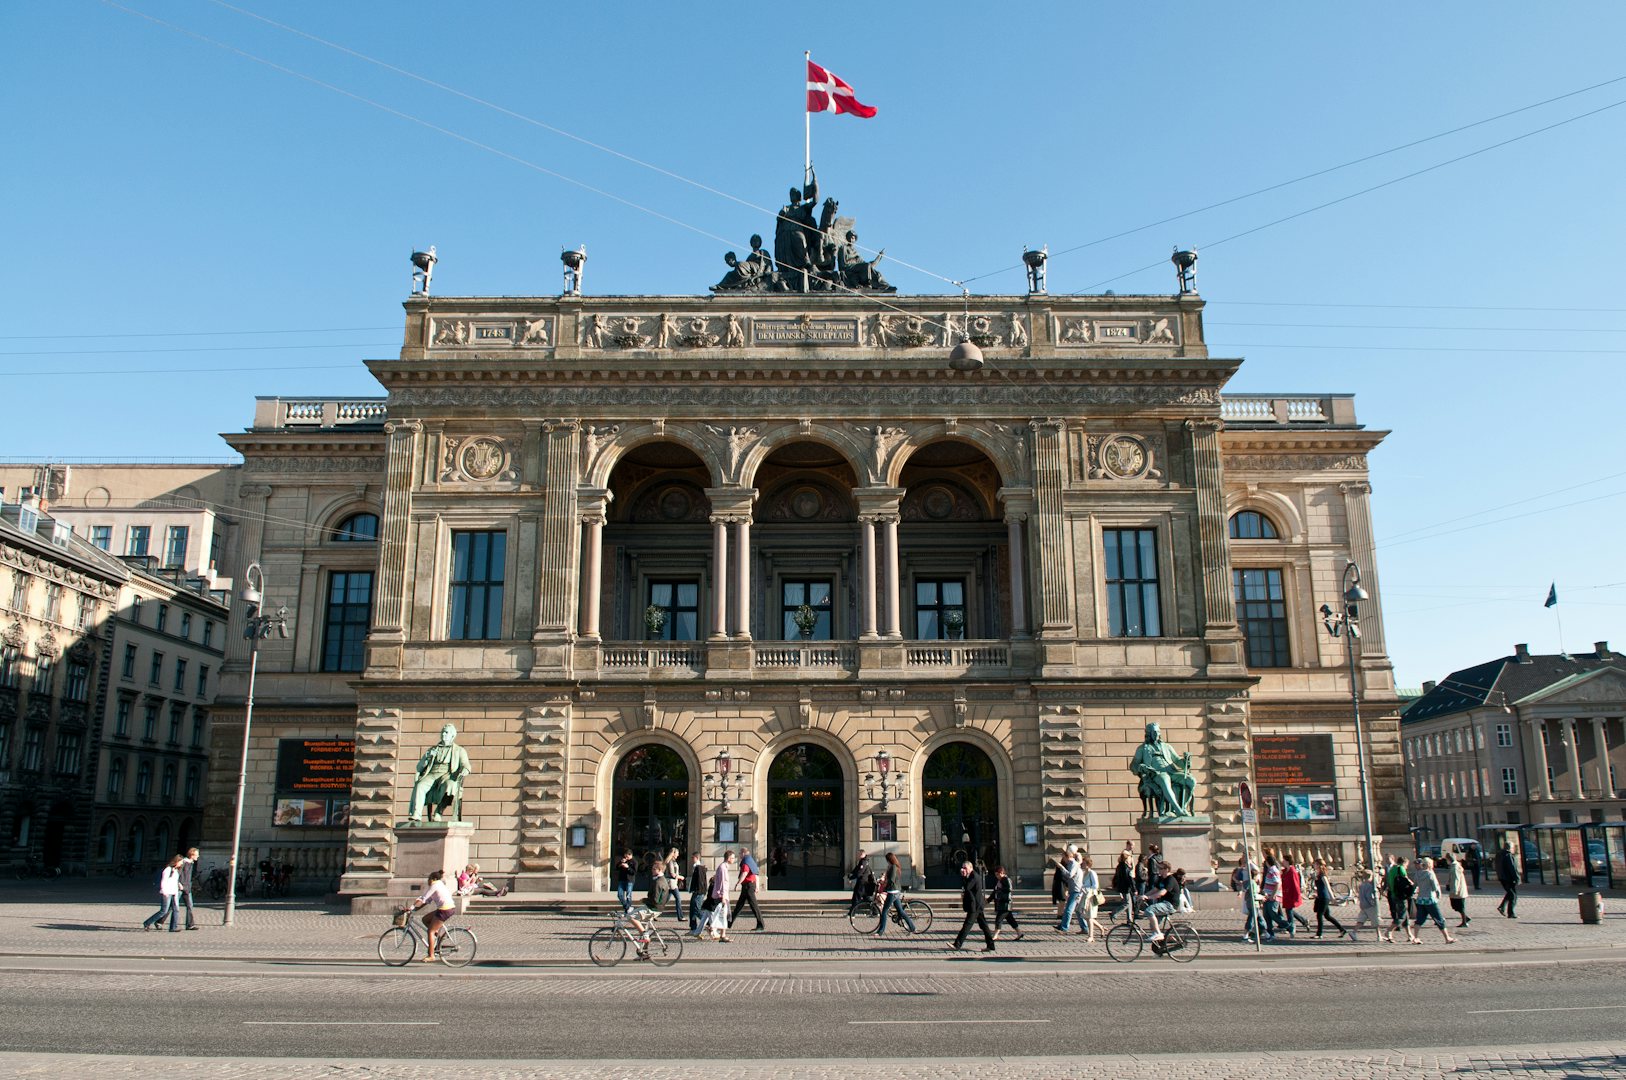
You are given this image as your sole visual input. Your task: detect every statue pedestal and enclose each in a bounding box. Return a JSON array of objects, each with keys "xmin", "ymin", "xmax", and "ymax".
[
  {"xmin": 393, "ymin": 820, "xmax": 474, "ymax": 888},
  {"xmin": 1137, "ymin": 817, "xmax": 1215, "ymax": 885}
]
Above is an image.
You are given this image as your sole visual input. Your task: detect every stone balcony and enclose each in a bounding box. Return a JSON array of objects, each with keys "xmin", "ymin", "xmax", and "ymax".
[{"xmin": 1220, "ymin": 394, "xmax": 1358, "ymax": 427}]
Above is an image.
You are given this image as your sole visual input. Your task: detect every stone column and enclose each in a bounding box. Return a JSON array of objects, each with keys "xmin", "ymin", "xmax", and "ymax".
[
  {"xmin": 732, "ymin": 519, "xmax": 752, "ymax": 640},
  {"xmin": 998, "ymin": 487, "xmax": 1034, "ymax": 639},
  {"xmin": 710, "ymin": 516, "xmax": 729, "ymax": 640},
  {"xmin": 367, "ymin": 421, "xmax": 421, "ymax": 672},
  {"xmin": 535, "ymin": 421, "xmax": 580, "ymax": 637},
  {"xmin": 1596, "ymin": 718, "xmax": 1616, "ymax": 796},
  {"xmin": 858, "ymin": 517, "xmax": 878, "ymax": 640},
  {"xmin": 1030, "ymin": 420, "xmax": 1072, "ymax": 633},
  {"xmin": 1339, "ymin": 481, "xmax": 1388, "ymax": 657},
  {"xmin": 1527, "ymin": 719, "xmax": 1554, "ymax": 799},
  {"xmin": 577, "ymin": 491, "xmax": 609, "ymax": 640},
  {"xmin": 881, "ymin": 513, "xmax": 901, "ymax": 638},
  {"xmin": 1564, "ymin": 717, "xmax": 1584, "ymax": 796}
]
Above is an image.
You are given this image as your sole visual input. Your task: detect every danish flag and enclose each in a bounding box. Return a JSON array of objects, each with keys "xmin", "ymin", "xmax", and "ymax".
[{"xmin": 807, "ymin": 59, "xmax": 877, "ymax": 118}]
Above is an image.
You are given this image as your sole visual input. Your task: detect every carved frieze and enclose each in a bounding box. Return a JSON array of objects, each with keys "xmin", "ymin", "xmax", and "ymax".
[
  {"xmin": 393, "ymin": 383, "xmax": 1228, "ymax": 411},
  {"xmin": 1224, "ymin": 453, "xmax": 1366, "ymax": 472},
  {"xmin": 0, "ymin": 545, "xmax": 119, "ymax": 598},
  {"xmin": 1052, "ymin": 314, "xmax": 1181, "ymax": 347},
  {"xmin": 245, "ymin": 455, "xmax": 387, "ymax": 476},
  {"xmin": 431, "ymin": 317, "xmax": 555, "ymax": 348}
]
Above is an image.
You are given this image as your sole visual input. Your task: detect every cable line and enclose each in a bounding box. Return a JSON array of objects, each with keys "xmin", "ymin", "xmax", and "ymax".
[{"xmin": 0, "ymin": 326, "xmax": 398, "ymax": 341}]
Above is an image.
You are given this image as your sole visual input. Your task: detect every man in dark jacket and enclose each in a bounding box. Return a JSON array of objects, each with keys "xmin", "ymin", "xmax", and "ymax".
[
  {"xmin": 177, "ymin": 847, "xmax": 199, "ymax": 930},
  {"xmin": 1495, "ymin": 843, "xmax": 1520, "ymax": 918},
  {"xmin": 847, "ymin": 852, "xmax": 874, "ymax": 916},
  {"xmin": 687, "ymin": 854, "xmax": 708, "ymax": 932},
  {"xmin": 729, "ymin": 848, "xmax": 766, "ymax": 931},
  {"xmin": 951, "ymin": 860, "xmax": 996, "ymax": 952}
]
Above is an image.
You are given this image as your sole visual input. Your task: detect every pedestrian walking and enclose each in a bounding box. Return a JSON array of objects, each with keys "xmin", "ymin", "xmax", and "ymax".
[
  {"xmin": 729, "ymin": 847, "xmax": 766, "ymax": 931},
  {"xmin": 951, "ymin": 860, "xmax": 996, "ymax": 952},
  {"xmin": 686, "ymin": 853, "xmax": 708, "ymax": 932},
  {"xmin": 1411, "ymin": 857, "xmax": 1457, "ymax": 944},
  {"xmin": 989, "ymin": 865, "xmax": 1023, "ymax": 941},
  {"xmin": 1495, "ymin": 842, "xmax": 1520, "ymax": 918},
  {"xmin": 1469, "ymin": 844, "xmax": 1482, "ymax": 890},
  {"xmin": 847, "ymin": 851, "xmax": 876, "ymax": 916},
  {"xmin": 1079, "ymin": 856, "xmax": 1107, "ymax": 941},
  {"xmin": 1259, "ymin": 855, "xmax": 1286, "ymax": 939},
  {"xmin": 1281, "ymin": 855, "xmax": 1312, "ymax": 935},
  {"xmin": 1352, "ymin": 869, "xmax": 1378, "ymax": 939},
  {"xmin": 142, "ymin": 855, "xmax": 184, "ymax": 932},
  {"xmin": 1055, "ymin": 846, "xmax": 1084, "ymax": 932},
  {"xmin": 614, "ymin": 848, "xmax": 636, "ymax": 913},
  {"xmin": 873, "ymin": 851, "xmax": 916, "ymax": 936},
  {"xmin": 1236, "ymin": 858, "xmax": 1262, "ymax": 943},
  {"xmin": 665, "ymin": 847, "xmax": 684, "ymax": 922},
  {"xmin": 1110, "ymin": 850, "xmax": 1135, "ymax": 919},
  {"xmin": 707, "ymin": 851, "xmax": 735, "ymax": 941},
  {"xmin": 1050, "ymin": 850, "xmax": 1068, "ymax": 920},
  {"xmin": 176, "ymin": 847, "xmax": 199, "ymax": 930},
  {"xmin": 1385, "ymin": 855, "xmax": 1420, "ymax": 944},
  {"xmin": 1311, "ymin": 859, "xmax": 1348, "ymax": 939},
  {"xmin": 1444, "ymin": 853, "xmax": 1471, "ymax": 927}
]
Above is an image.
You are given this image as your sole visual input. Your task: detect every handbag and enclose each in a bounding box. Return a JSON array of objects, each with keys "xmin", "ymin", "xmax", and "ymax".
[{"xmin": 701, "ymin": 896, "xmax": 720, "ymax": 912}]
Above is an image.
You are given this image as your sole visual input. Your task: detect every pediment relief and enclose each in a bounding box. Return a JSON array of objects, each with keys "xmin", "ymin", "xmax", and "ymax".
[{"xmin": 1519, "ymin": 667, "xmax": 1626, "ymax": 710}]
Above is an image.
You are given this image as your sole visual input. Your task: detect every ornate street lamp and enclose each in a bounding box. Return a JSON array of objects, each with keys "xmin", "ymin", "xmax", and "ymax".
[
  {"xmin": 704, "ymin": 748, "xmax": 736, "ymax": 812},
  {"xmin": 223, "ymin": 562, "xmax": 288, "ymax": 927},
  {"xmin": 1320, "ymin": 562, "xmax": 1376, "ymax": 873},
  {"xmin": 865, "ymin": 749, "xmax": 906, "ymax": 810}
]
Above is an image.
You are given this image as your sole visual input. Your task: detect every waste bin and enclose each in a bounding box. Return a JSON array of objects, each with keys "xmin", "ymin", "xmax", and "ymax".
[{"xmin": 1578, "ymin": 890, "xmax": 1603, "ymax": 924}]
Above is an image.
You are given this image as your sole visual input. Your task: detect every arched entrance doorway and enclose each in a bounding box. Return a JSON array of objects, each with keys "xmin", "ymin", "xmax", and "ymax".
[
  {"xmin": 610, "ymin": 745, "xmax": 690, "ymax": 888},
  {"xmin": 921, "ymin": 743, "xmax": 1000, "ymax": 888},
  {"xmin": 766, "ymin": 744, "xmax": 844, "ymax": 889}
]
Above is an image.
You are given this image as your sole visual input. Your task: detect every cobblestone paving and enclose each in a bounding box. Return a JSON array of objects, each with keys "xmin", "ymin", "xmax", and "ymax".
[
  {"xmin": 3, "ymin": 892, "xmax": 1617, "ymax": 965},
  {"xmin": 3, "ymin": 1044, "xmax": 1625, "ymax": 1078}
]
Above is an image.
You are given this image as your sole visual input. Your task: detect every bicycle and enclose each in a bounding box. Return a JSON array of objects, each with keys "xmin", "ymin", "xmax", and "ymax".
[
  {"xmin": 112, "ymin": 860, "xmax": 139, "ymax": 878},
  {"xmin": 847, "ymin": 884, "xmax": 934, "ymax": 935},
  {"xmin": 1104, "ymin": 894, "xmax": 1201, "ymax": 963},
  {"xmin": 588, "ymin": 909, "xmax": 683, "ymax": 967},
  {"xmin": 377, "ymin": 908, "xmax": 478, "ymax": 967},
  {"xmin": 12, "ymin": 860, "xmax": 62, "ymax": 880}
]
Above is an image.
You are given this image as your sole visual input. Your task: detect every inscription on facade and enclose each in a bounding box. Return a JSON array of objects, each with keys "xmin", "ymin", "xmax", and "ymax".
[{"xmin": 752, "ymin": 318, "xmax": 859, "ymax": 345}]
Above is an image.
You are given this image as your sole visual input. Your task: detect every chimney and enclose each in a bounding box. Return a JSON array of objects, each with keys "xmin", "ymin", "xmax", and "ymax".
[
  {"xmin": 1597, "ymin": 641, "xmax": 1613, "ymax": 660},
  {"xmin": 1422, "ymin": 680, "xmax": 1437, "ymax": 695},
  {"xmin": 1514, "ymin": 643, "xmax": 1532, "ymax": 664}
]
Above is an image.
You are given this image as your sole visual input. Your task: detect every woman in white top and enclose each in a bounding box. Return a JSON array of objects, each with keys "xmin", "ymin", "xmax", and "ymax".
[
  {"xmin": 142, "ymin": 855, "xmax": 184, "ymax": 932},
  {"xmin": 1444, "ymin": 854, "xmax": 1471, "ymax": 927},
  {"xmin": 405, "ymin": 870, "xmax": 458, "ymax": 961},
  {"xmin": 1079, "ymin": 856, "xmax": 1108, "ymax": 942}
]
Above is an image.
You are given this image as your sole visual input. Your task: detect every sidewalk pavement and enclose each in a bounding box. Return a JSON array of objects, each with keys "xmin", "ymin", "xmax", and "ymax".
[
  {"xmin": 2, "ymin": 883, "xmax": 1617, "ymax": 967},
  {"xmin": 2, "ymin": 1044, "xmax": 1623, "ymax": 1078}
]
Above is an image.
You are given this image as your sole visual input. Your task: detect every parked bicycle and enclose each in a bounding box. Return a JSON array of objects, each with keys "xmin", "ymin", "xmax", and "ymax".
[
  {"xmin": 847, "ymin": 884, "xmax": 934, "ymax": 935},
  {"xmin": 202, "ymin": 864, "xmax": 251, "ymax": 901},
  {"xmin": 112, "ymin": 859, "xmax": 140, "ymax": 878},
  {"xmin": 1103, "ymin": 894, "xmax": 1200, "ymax": 963},
  {"xmin": 377, "ymin": 908, "xmax": 478, "ymax": 967},
  {"xmin": 12, "ymin": 859, "xmax": 63, "ymax": 880},
  {"xmin": 588, "ymin": 910, "xmax": 683, "ymax": 967}
]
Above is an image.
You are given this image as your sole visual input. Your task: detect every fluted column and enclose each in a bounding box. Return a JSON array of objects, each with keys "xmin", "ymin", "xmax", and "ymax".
[
  {"xmin": 1339, "ymin": 481, "xmax": 1388, "ymax": 657},
  {"xmin": 1185, "ymin": 418, "xmax": 1237, "ymax": 632},
  {"xmin": 1528, "ymin": 719, "xmax": 1554, "ymax": 799},
  {"xmin": 1030, "ymin": 420, "xmax": 1072, "ymax": 632},
  {"xmin": 371, "ymin": 421, "xmax": 421, "ymax": 638},
  {"xmin": 535, "ymin": 421, "xmax": 580, "ymax": 635},
  {"xmin": 577, "ymin": 492, "xmax": 608, "ymax": 640},
  {"xmin": 1564, "ymin": 717, "xmax": 1584, "ymax": 796},
  {"xmin": 732, "ymin": 518, "xmax": 752, "ymax": 640},
  {"xmin": 1006, "ymin": 515, "xmax": 1029, "ymax": 636},
  {"xmin": 710, "ymin": 517, "xmax": 729, "ymax": 640},
  {"xmin": 881, "ymin": 513, "xmax": 901, "ymax": 638},
  {"xmin": 858, "ymin": 517, "xmax": 878, "ymax": 640},
  {"xmin": 1595, "ymin": 718, "xmax": 1615, "ymax": 796}
]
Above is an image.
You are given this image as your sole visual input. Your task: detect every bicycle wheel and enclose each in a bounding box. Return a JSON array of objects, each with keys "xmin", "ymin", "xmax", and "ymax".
[
  {"xmin": 848, "ymin": 902, "xmax": 881, "ymax": 935},
  {"xmin": 646, "ymin": 928, "xmax": 683, "ymax": 967},
  {"xmin": 1330, "ymin": 880, "xmax": 1351, "ymax": 902},
  {"xmin": 1162, "ymin": 924, "xmax": 1201, "ymax": 963},
  {"xmin": 1104, "ymin": 923, "xmax": 1143, "ymax": 963},
  {"xmin": 377, "ymin": 927, "xmax": 416, "ymax": 966},
  {"xmin": 903, "ymin": 900, "xmax": 933, "ymax": 934},
  {"xmin": 438, "ymin": 927, "xmax": 477, "ymax": 967},
  {"xmin": 588, "ymin": 926, "xmax": 626, "ymax": 967}
]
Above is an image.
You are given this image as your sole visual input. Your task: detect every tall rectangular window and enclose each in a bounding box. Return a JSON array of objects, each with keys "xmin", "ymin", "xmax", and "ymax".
[
  {"xmin": 1496, "ymin": 723, "xmax": 1513, "ymax": 747},
  {"xmin": 149, "ymin": 651, "xmax": 163, "ymax": 686},
  {"xmin": 90, "ymin": 525, "xmax": 112, "ymax": 551},
  {"xmin": 115, "ymin": 698, "xmax": 132, "ymax": 737},
  {"xmin": 173, "ymin": 658, "xmax": 187, "ymax": 693},
  {"xmin": 1103, "ymin": 528, "xmax": 1161, "ymax": 637},
  {"xmin": 778, "ymin": 580, "xmax": 833, "ymax": 641},
  {"xmin": 196, "ymin": 665, "xmax": 208, "ymax": 698},
  {"xmin": 65, "ymin": 659, "xmax": 89, "ymax": 703},
  {"xmin": 0, "ymin": 645, "xmax": 20, "ymax": 689},
  {"xmin": 914, "ymin": 579, "xmax": 966, "ymax": 640},
  {"xmin": 54, "ymin": 730, "xmax": 82, "ymax": 775},
  {"xmin": 1234, "ymin": 568, "xmax": 1290, "ymax": 667},
  {"xmin": 122, "ymin": 644, "xmax": 137, "ymax": 679},
  {"xmin": 448, "ymin": 531, "xmax": 506, "ymax": 640},
  {"xmin": 202, "ymin": 620, "xmax": 213, "ymax": 647},
  {"xmin": 163, "ymin": 525, "xmax": 189, "ymax": 568},
  {"xmin": 136, "ymin": 760, "xmax": 152, "ymax": 797},
  {"xmin": 44, "ymin": 584, "xmax": 62, "ymax": 623},
  {"xmin": 34, "ymin": 654, "xmax": 54, "ymax": 695},
  {"xmin": 126, "ymin": 526, "xmax": 150, "ymax": 557},
  {"xmin": 9, "ymin": 573, "xmax": 27, "ymax": 612},
  {"xmin": 646, "ymin": 580, "xmax": 700, "ymax": 641},
  {"xmin": 179, "ymin": 613, "xmax": 192, "ymax": 640},
  {"xmin": 1502, "ymin": 767, "xmax": 1519, "ymax": 796},
  {"xmin": 168, "ymin": 704, "xmax": 184, "ymax": 745},
  {"xmin": 130, "ymin": 596, "xmax": 142, "ymax": 624},
  {"xmin": 322, "ymin": 571, "xmax": 374, "ymax": 672},
  {"xmin": 156, "ymin": 604, "xmax": 169, "ymax": 633},
  {"xmin": 108, "ymin": 757, "xmax": 125, "ymax": 798},
  {"xmin": 190, "ymin": 709, "xmax": 206, "ymax": 748},
  {"xmin": 20, "ymin": 727, "xmax": 44, "ymax": 772},
  {"xmin": 142, "ymin": 702, "xmax": 158, "ymax": 741}
]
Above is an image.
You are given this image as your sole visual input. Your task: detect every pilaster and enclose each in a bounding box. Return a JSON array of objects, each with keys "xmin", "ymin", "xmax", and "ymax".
[
  {"xmin": 534, "ymin": 421, "xmax": 580, "ymax": 674},
  {"xmin": 1205, "ymin": 698, "xmax": 1251, "ymax": 864},
  {"xmin": 370, "ymin": 421, "xmax": 421, "ymax": 642},
  {"xmin": 1339, "ymin": 481, "xmax": 1388, "ymax": 657},
  {"xmin": 1029, "ymin": 420, "xmax": 1072, "ymax": 634},
  {"xmin": 1186, "ymin": 418, "xmax": 1243, "ymax": 671}
]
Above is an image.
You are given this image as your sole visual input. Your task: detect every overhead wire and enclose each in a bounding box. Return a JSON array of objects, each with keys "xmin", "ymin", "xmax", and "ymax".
[
  {"xmin": 1211, "ymin": 300, "xmax": 1626, "ymax": 314},
  {"xmin": 1209, "ymin": 321, "xmax": 1626, "ymax": 334},
  {"xmin": 0, "ymin": 326, "xmax": 397, "ymax": 340}
]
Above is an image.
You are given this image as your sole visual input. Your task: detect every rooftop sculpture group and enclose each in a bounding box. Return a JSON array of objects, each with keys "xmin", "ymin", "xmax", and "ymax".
[{"xmin": 713, "ymin": 169, "xmax": 894, "ymax": 294}]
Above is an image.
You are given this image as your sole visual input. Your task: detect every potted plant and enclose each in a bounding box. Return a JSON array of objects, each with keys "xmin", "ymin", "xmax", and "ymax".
[
  {"xmin": 942, "ymin": 608, "xmax": 966, "ymax": 640},
  {"xmin": 792, "ymin": 603, "xmax": 819, "ymax": 639},
  {"xmin": 643, "ymin": 604, "xmax": 666, "ymax": 640}
]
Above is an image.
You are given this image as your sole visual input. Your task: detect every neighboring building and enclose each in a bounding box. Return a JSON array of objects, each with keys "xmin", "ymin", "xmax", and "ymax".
[
  {"xmin": 0, "ymin": 493, "xmax": 123, "ymax": 871},
  {"xmin": 1402, "ymin": 641, "xmax": 1626, "ymax": 841},
  {"xmin": 91, "ymin": 556, "xmax": 229, "ymax": 872},
  {"xmin": 197, "ymin": 224, "xmax": 1402, "ymax": 895}
]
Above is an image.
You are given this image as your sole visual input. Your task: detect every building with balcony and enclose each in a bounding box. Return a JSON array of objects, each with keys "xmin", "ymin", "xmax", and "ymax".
[{"xmin": 199, "ymin": 275, "xmax": 1403, "ymax": 895}]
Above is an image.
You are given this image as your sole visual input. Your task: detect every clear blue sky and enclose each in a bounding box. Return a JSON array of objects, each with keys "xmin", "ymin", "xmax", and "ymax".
[{"xmin": 5, "ymin": 2, "xmax": 1623, "ymax": 687}]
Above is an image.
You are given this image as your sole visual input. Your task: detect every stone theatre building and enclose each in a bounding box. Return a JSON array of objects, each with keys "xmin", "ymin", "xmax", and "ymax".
[{"xmin": 203, "ymin": 252, "xmax": 1403, "ymax": 895}]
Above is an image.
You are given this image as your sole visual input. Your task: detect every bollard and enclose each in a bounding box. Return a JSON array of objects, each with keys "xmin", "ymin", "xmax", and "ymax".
[{"xmin": 1578, "ymin": 889, "xmax": 1603, "ymax": 924}]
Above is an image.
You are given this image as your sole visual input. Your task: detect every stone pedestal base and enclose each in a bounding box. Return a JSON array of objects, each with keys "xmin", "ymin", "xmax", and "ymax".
[
  {"xmin": 1137, "ymin": 817, "xmax": 1215, "ymax": 884},
  {"xmin": 393, "ymin": 820, "xmax": 474, "ymax": 888}
]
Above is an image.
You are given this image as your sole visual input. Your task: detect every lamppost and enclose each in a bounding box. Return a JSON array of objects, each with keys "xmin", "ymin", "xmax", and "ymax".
[
  {"xmin": 705, "ymin": 748, "xmax": 736, "ymax": 813},
  {"xmin": 1321, "ymin": 561, "xmax": 1377, "ymax": 874},
  {"xmin": 865, "ymin": 750, "xmax": 906, "ymax": 810},
  {"xmin": 223, "ymin": 562, "xmax": 288, "ymax": 927}
]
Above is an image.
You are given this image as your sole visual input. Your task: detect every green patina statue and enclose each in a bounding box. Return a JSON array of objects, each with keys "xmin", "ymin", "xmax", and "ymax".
[
  {"xmin": 1130, "ymin": 721, "xmax": 1196, "ymax": 819},
  {"xmin": 408, "ymin": 723, "xmax": 471, "ymax": 823}
]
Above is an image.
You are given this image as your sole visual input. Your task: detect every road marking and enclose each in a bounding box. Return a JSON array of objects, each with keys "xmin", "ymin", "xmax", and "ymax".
[
  {"xmin": 848, "ymin": 1019, "xmax": 1050, "ymax": 1025},
  {"xmin": 1467, "ymin": 1005, "xmax": 1626, "ymax": 1015},
  {"xmin": 242, "ymin": 1021, "xmax": 441, "ymax": 1026}
]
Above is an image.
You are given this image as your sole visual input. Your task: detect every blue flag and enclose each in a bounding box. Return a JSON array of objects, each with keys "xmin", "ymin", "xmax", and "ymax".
[{"xmin": 1545, "ymin": 583, "xmax": 1558, "ymax": 609}]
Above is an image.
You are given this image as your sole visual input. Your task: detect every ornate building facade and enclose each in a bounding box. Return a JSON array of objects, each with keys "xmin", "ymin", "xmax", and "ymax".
[{"xmin": 199, "ymin": 281, "xmax": 1405, "ymax": 895}]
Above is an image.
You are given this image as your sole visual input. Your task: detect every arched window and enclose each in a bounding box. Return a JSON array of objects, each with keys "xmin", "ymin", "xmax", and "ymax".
[
  {"xmin": 1228, "ymin": 510, "xmax": 1279, "ymax": 539},
  {"xmin": 98, "ymin": 820, "xmax": 118, "ymax": 862},
  {"xmin": 331, "ymin": 513, "xmax": 379, "ymax": 542},
  {"xmin": 128, "ymin": 822, "xmax": 145, "ymax": 863}
]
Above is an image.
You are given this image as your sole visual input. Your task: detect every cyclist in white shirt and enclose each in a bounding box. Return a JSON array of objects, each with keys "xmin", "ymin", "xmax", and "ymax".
[{"xmin": 404, "ymin": 869, "xmax": 458, "ymax": 962}]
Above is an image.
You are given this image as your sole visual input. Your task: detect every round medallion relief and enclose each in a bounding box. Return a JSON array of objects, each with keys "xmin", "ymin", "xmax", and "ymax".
[
  {"xmin": 790, "ymin": 488, "xmax": 823, "ymax": 520},
  {"xmin": 922, "ymin": 487, "xmax": 956, "ymax": 520},
  {"xmin": 460, "ymin": 438, "xmax": 505, "ymax": 480},
  {"xmin": 659, "ymin": 488, "xmax": 693, "ymax": 520},
  {"xmin": 1099, "ymin": 435, "xmax": 1150, "ymax": 480}
]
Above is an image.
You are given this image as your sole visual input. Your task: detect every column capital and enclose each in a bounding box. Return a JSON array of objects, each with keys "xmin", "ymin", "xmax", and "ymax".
[
  {"xmin": 853, "ymin": 486, "xmax": 904, "ymax": 518},
  {"xmin": 577, "ymin": 486, "xmax": 612, "ymax": 520},
  {"xmin": 1184, "ymin": 417, "xmax": 1225, "ymax": 435},
  {"xmin": 997, "ymin": 485, "xmax": 1034, "ymax": 519},
  {"xmin": 705, "ymin": 486, "xmax": 757, "ymax": 518},
  {"xmin": 1339, "ymin": 480, "xmax": 1374, "ymax": 496}
]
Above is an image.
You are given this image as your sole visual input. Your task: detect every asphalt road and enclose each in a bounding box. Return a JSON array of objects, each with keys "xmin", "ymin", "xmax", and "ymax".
[{"xmin": 3, "ymin": 957, "xmax": 1625, "ymax": 1060}]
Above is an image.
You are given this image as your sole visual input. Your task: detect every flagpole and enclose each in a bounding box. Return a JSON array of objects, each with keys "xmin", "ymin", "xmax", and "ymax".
[{"xmin": 804, "ymin": 50, "xmax": 812, "ymax": 182}]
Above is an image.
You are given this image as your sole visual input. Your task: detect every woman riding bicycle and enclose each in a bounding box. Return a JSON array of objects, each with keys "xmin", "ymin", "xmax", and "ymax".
[{"xmin": 404, "ymin": 869, "xmax": 457, "ymax": 962}]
